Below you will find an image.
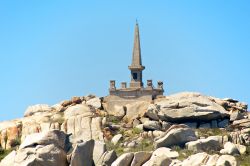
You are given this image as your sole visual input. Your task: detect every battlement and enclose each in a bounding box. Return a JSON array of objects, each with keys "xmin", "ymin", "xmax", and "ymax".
[{"xmin": 109, "ymin": 80, "xmax": 164, "ymax": 100}]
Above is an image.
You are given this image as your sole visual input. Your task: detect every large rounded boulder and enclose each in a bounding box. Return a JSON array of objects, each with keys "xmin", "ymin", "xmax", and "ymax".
[{"xmin": 155, "ymin": 92, "xmax": 229, "ymax": 122}]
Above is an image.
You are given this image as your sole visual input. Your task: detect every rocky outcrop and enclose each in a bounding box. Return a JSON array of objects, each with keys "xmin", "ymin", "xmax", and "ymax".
[
  {"xmin": 216, "ymin": 155, "xmax": 238, "ymax": 166},
  {"xmin": 111, "ymin": 152, "xmax": 134, "ymax": 166},
  {"xmin": 220, "ymin": 142, "xmax": 243, "ymax": 155},
  {"xmin": 0, "ymin": 129, "xmax": 243, "ymax": 166},
  {"xmin": 24, "ymin": 104, "xmax": 53, "ymax": 117},
  {"xmin": 0, "ymin": 120, "xmax": 22, "ymax": 150},
  {"xmin": 20, "ymin": 130, "xmax": 66, "ymax": 149},
  {"xmin": 155, "ymin": 92, "xmax": 230, "ymax": 123},
  {"xmin": 131, "ymin": 151, "xmax": 152, "ymax": 166},
  {"xmin": 93, "ymin": 141, "xmax": 107, "ymax": 165},
  {"xmin": 104, "ymin": 92, "xmax": 248, "ymax": 129},
  {"xmin": 142, "ymin": 148, "xmax": 173, "ymax": 166},
  {"xmin": 21, "ymin": 116, "xmax": 61, "ymax": 142},
  {"xmin": 181, "ymin": 152, "xmax": 219, "ymax": 166},
  {"xmin": 154, "ymin": 125, "xmax": 197, "ymax": 148},
  {"xmin": 145, "ymin": 104, "xmax": 160, "ymax": 121},
  {"xmin": 107, "ymin": 105, "xmax": 126, "ymax": 119},
  {"xmin": 0, "ymin": 129, "xmax": 107, "ymax": 166},
  {"xmin": 151, "ymin": 147, "xmax": 179, "ymax": 159},
  {"xmin": 180, "ymin": 152, "xmax": 238, "ymax": 166},
  {"xmin": 143, "ymin": 121, "xmax": 161, "ymax": 131},
  {"xmin": 62, "ymin": 104, "xmax": 104, "ymax": 143},
  {"xmin": 3, "ymin": 102, "xmax": 103, "ymax": 148},
  {"xmin": 15, "ymin": 144, "xmax": 67, "ymax": 166},
  {"xmin": 0, "ymin": 92, "xmax": 249, "ymax": 165},
  {"xmin": 230, "ymin": 128, "xmax": 250, "ymax": 145},
  {"xmin": 64, "ymin": 104, "xmax": 92, "ymax": 118},
  {"xmin": 186, "ymin": 136, "xmax": 222, "ymax": 152},
  {"xmin": 69, "ymin": 140, "xmax": 94, "ymax": 166},
  {"xmin": 124, "ymin": 101, "xmax": 150, "ymax": 123},
  {"xmin": 211, "ymin": 97, "xmax": 248, "ymax": 113},
  {"xmin": 231, "ymin": 119, "xmax": 250, "ymax": 129},
  {"xmin": 1, "ymin": 130, "xmax": 68, "ymax": 166},
  {"xmin": 103, "ymin": 99, "xmax": 150, "ymax": 123},
  {"xmin": 86, "ymin": 97, "xmax": 102, "ymax": 109},
  {"xmin": 110, "ymin": 149, "xmax": 176, "ymax": 166},
  {"xmin": 97, "ymin": 150, "xmax": 117, "ymax": 166}
]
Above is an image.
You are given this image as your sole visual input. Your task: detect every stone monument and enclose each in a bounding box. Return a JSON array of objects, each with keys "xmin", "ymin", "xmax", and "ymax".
[{"xmin": 109, "ymin": 22, "xmax": 164, "ymax": 100}]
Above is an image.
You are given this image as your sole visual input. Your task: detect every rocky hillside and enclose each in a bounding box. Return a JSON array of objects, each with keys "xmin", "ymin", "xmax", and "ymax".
[{"xmin": 0, "ymin": 92, "xmax": 249, "ymax": 166}]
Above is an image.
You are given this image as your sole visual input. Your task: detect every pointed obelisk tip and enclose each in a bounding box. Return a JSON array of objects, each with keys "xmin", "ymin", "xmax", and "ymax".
[{"xmin": 136, "ymin": 19, "xmax": 138, "ymax": 25}]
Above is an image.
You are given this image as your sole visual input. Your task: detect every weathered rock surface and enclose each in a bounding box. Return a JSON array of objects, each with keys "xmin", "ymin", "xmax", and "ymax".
[
  {"xmin": 0, "ymin": 92, "xmax": 249, "ymax": 166},
  {"xmin": 235, "ymin": 144, "xmax": 247, "ymax": 155},
  {"xmin": 154, "ymin": 125, "xmax": 197, "ymax": 148},
  {"xmin": 230, "ymin": 128, "xmax": 250, "ymax": 145},
  {"xmin": 3, "ymin": 130, "xmax": 68, "ymax": 166},
  {"xmin": 152, "ymin": 147, "xmax": 179, "ymax": 159},
  {"xmin": 156, "ymin": 92, "xmax": 229, "ymax": 122},
  {"xmin": 86, "ymin": 97, "xmax": 102, "ymax": 109},
  {"xmin": 97, "ymin": 150, "xmax": 117, "ymax": 166},
  {"xmin": 103, "ymin": 96, "xmax": 151, "ymax": 123},
  {"xmin": 24, "ymin": 104, "xmax": 53, "ymax": 117},
  {"xmin": 71, "ymin": 96, "xmax": 82, "ymax": 104},
  {"xmin": 17, "ymin": 144, "xmax": 67, "ymax": 166},
  {"xmin": 108, "ymin": 105, "xmax": 126, "ymax": 118},
  {"xmin": 186, "ymin": 136, "xmax": 222, "ymax": 152},
  {"xmin": 20, "ymin": 115, "xmax": 61, "ymax": 143},
  {"xmin": 230, "ymin": 110, "xmax": 245, "ymax": 121},
  {"xmin": 0, "ymin": 120, "xmax": 22, "ymax": 150},
  {"xmin": 145, "ymin": 104, "xmax": 159, "ymax": 121},
  {"xmin": 64, "ymin": 104, "xmax": 92, "ymax": 119},
  {"xmin": 93, "ymin": 141, "xmax": 107, "ymax": 165},
  {"xmin": 69, "ymin": 140, "xmax": 94, "ymax": 166},
  {"xmin": 216, "ymin": 155, "xmax": 238, "ymax": 166},
  {"xmin": 19, "ymin": 130, "xmax": 66, "ymax": 150},
  {"xmin": 181, "ymin": 152, "xmax": 238, "ymax": 166},
  {"xmin": 111, "ymin": 134, "xmax": 122, "ymax": 145},
  {"xmin": 142, "ymin": 148, "xmax": 172, "ymax": 166},
  {"xmin": 181, "ymin": 152, "xmax": 212, "ymax": 166},
  {"xmin": 220, "ymin": 142, "xmax": 240, "ymax": 155},
  {"xmin": 63, "ymin": 104, "xmax": 103, "ymax": 143},
  {"xmin": 143, "ymin": 121, "xmax": 161, "ymax": 131},
  {"xmin": 131, "ymin": 151, "xmax": 152, "ymax": 166},
  {"xmin": 124, "ymin": 101, "xmax": 150, "ymax": 123},
  {"xmin": 231, "ymin": 119, "xmax": 250, "ymax": 129},
  {"xmin": 111, "ymin": 152, "xmax": 134, "ymax": 166}
]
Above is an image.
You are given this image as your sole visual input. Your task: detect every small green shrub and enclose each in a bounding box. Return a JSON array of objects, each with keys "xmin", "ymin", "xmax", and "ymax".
[
  {"xmin": 236, "ymin": 146, "xmax": 250, "ymax": 166},
  {"xmin": 0, "ymin": 148, "xmax": 12, "ymax": 161},
  {"xmin": 118, "ymin": 129, "xmax": 125, "ymax": 135},
  {"xmin": 132, "ymin": 128, "xmax": 142, "ymax": 135},
  {"xmin": 122, "ymin": 128, "xmax": 142, "ymax": 139},
  {"xmin": 106, "ymin": 115, "xmax": 120, "ymax": 124},
  {"xmin": 171, "ymin": 146, "xmax": 195, "ymax": 161},
  {"xmin": 136, "ymin": 138, "xmax": 154, "ymax": 152},
  {"xmin": 196, "ymin": 128, "xmax": 228, "ymax": 138},
  {"xmin": 105, "ymin": 141, "xmax": 124, "ymax": 156},
  {"xmin": 105, "ymin": 138, "xmax": 154, "ymax": 156}
]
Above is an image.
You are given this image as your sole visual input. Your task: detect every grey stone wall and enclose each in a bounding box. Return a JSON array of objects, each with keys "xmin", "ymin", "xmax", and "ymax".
[{"xmin": 109, "ymin": 88, "xmax": 163, "ymax": 100}]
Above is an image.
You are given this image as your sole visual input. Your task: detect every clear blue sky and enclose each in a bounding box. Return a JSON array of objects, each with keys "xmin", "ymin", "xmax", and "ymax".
[{"xmin": 0, "ymin": 1, "xmax": 250, "ymax": 121}]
